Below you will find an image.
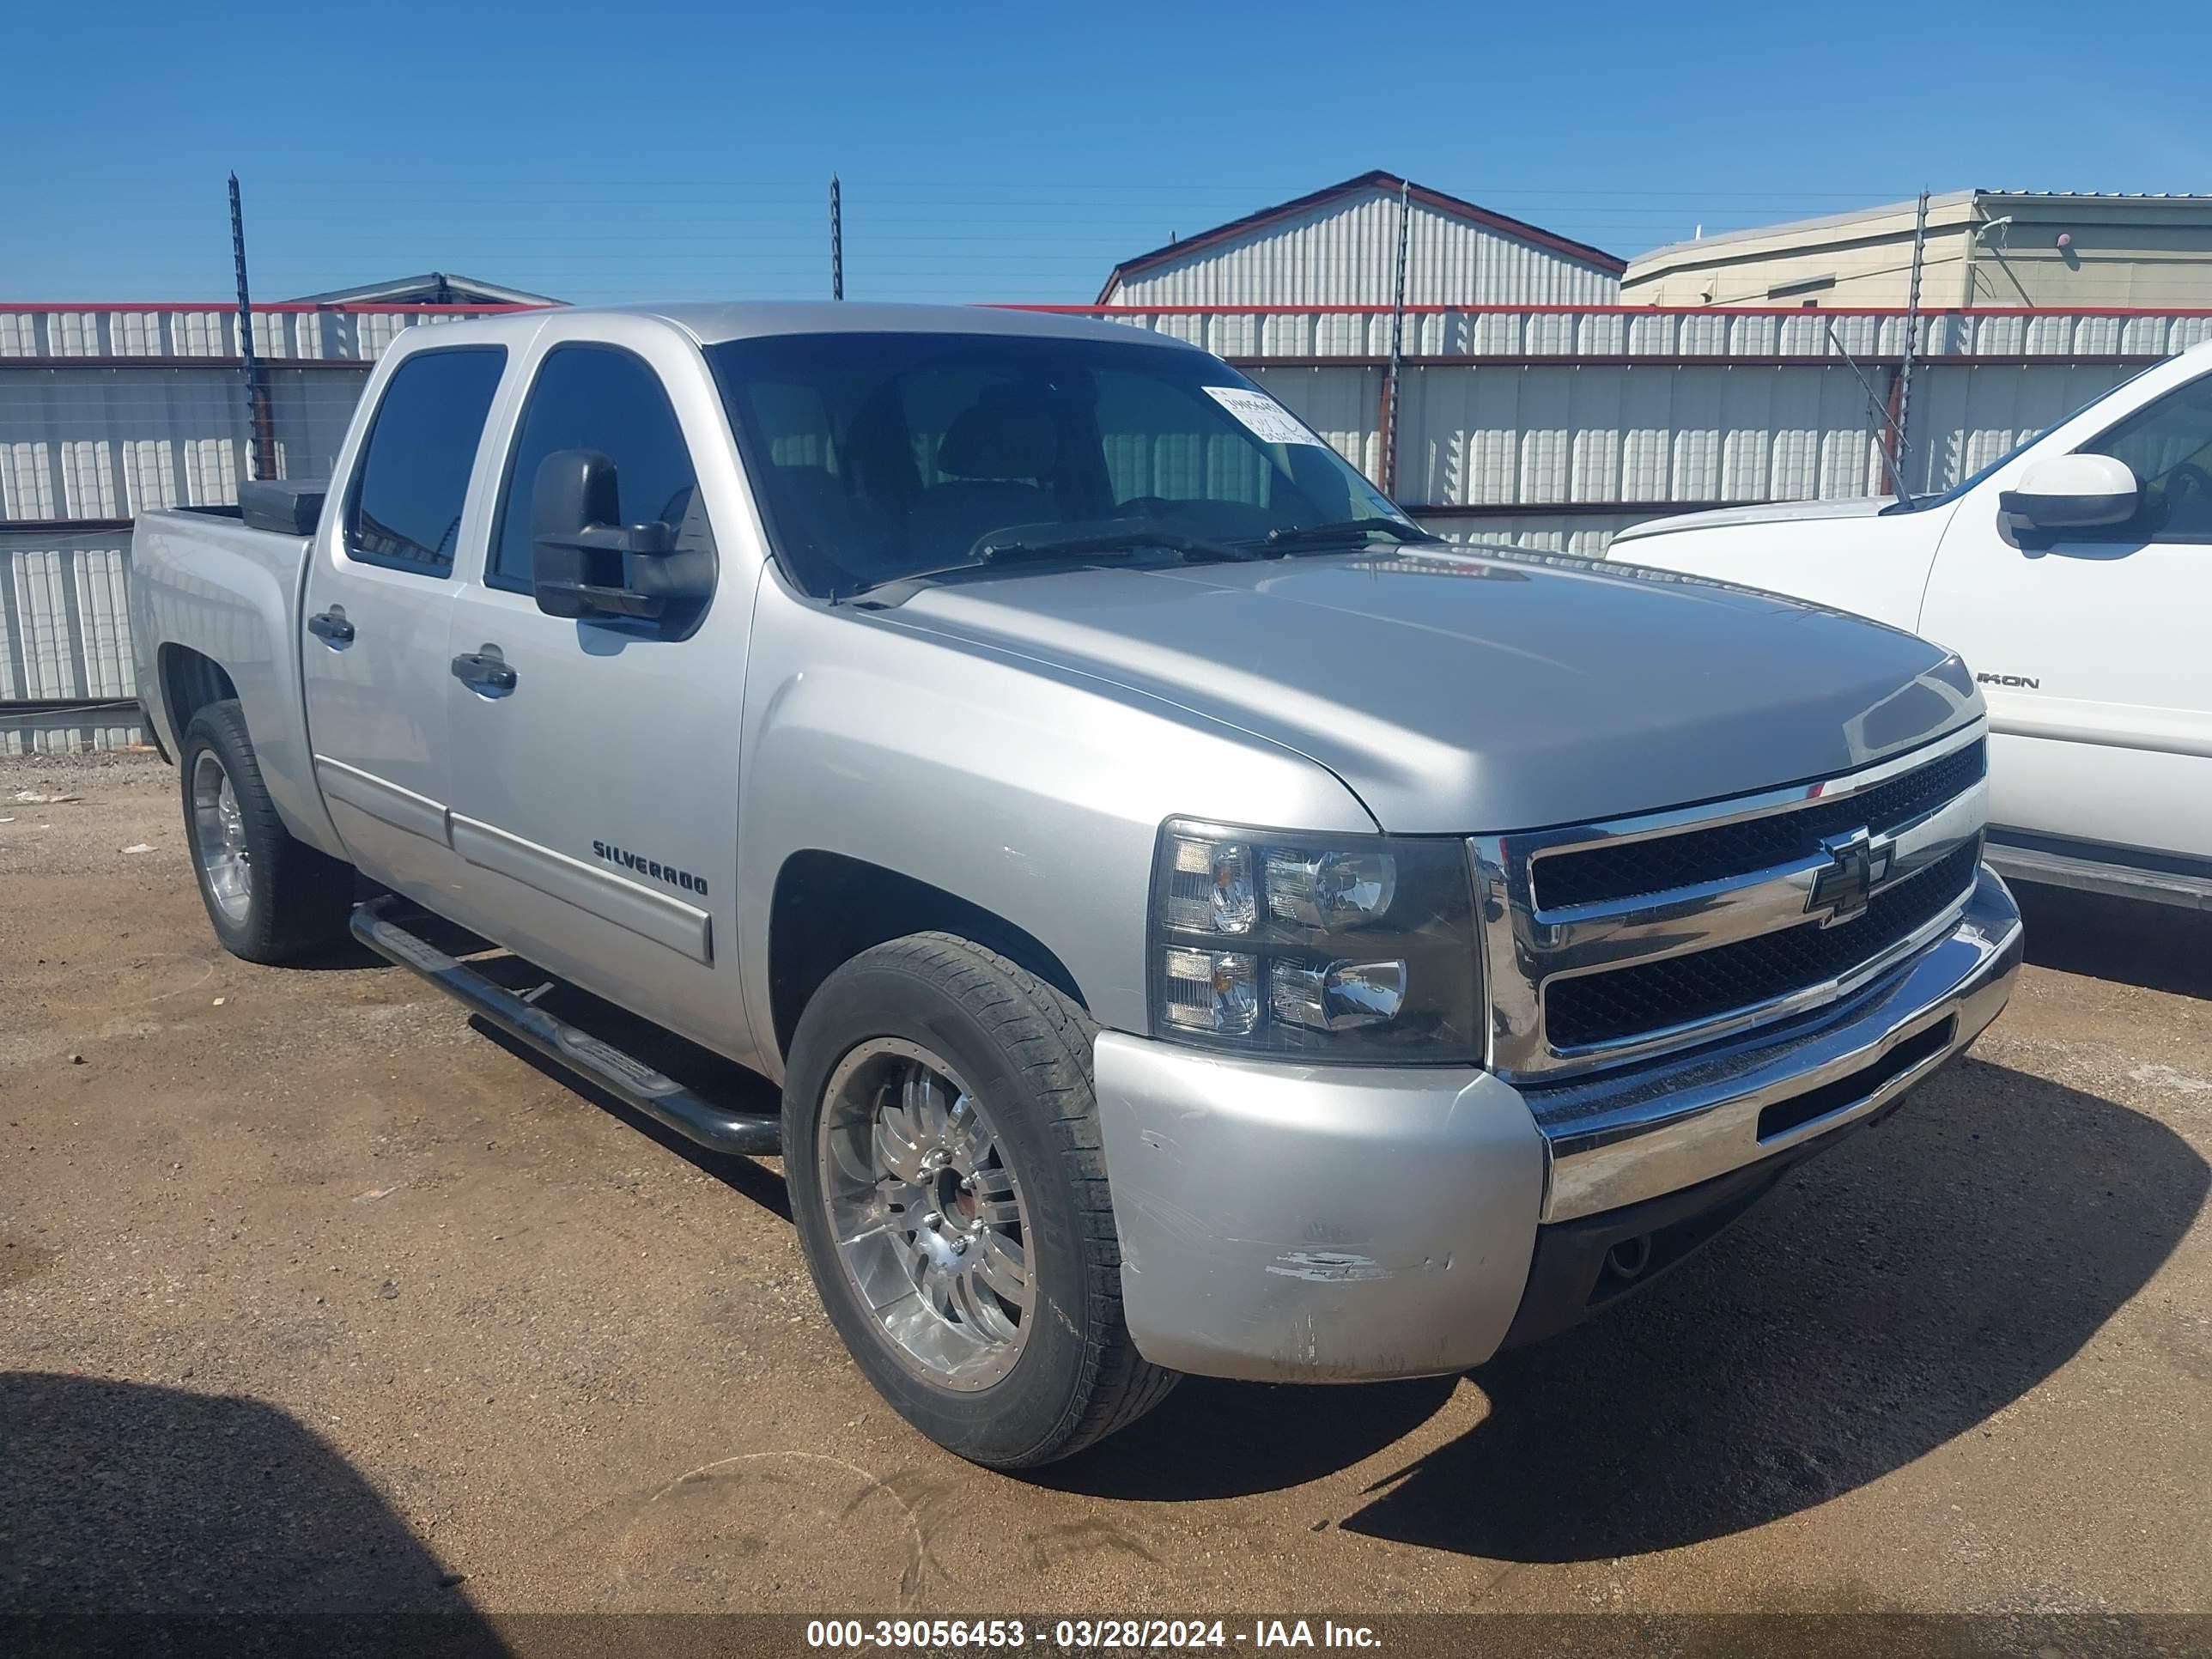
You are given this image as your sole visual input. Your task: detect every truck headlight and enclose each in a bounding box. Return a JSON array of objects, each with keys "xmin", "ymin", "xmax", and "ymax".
[{"xmin": 1149, "ymin": 818, "xmax": 1481, "ymax": 1062}]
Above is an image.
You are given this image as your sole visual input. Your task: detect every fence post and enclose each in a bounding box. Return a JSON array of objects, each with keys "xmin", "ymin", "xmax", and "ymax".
[
  {"xmin": 1379, "ymin": 179, "xmax": 1411, "ymax": 495},
  {"xmin": 228, "ymin": 173, "xmax": 278, "ymax": 483},
  {"xmin": 1890, "ymin": 187, "xmax": 1930, "ymax": 494}
]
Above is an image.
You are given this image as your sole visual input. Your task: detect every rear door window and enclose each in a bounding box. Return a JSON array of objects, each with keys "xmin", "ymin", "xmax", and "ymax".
[{"xmin": 343, "ymin": 347, "xmax": 507, "ymax": 576}]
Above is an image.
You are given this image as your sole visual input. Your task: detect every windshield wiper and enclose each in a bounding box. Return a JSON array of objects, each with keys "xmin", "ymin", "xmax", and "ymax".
[
  {"xmin": 1262, "ymin": 518, "xmax": 1441, "ymax": 550},
  {"xmin": 838, "ymin": 526, "xmax": 1257, "ymax": 605},
  {"xmin": 977, "ymin": 528, "xmax": 1258, "ymax": 565}
]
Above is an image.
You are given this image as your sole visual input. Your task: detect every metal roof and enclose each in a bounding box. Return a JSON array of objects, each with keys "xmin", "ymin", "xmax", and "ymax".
[
  {"xmin": 1097, "ymin": 171, "xmax": 1627, "ymax": 304},
  {"xmin": 285, "ymin": 271, "xmax": 562, "ymax": 306},
  {"xmin": 1632, "ymin": 189, "xmax": 2212, "ymax": 275}
]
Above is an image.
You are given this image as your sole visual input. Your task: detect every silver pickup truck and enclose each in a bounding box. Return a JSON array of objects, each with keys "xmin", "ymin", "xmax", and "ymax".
[{"xmin": 130, "ymin": 302, "xmax": 2022, "ymax": 1468}]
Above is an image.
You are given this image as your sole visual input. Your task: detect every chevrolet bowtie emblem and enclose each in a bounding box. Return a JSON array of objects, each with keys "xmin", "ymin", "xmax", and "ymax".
[{"xmin": 1808, "ymin": 827, "xmax": 1893, "ymax": 927}]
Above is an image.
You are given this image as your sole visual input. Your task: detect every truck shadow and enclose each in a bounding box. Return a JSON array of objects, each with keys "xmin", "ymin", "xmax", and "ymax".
[
  {"xmin": 0, "ymin": 1372, "xmax": 507, "ymax": 1650},
  {"xmin": 2011, "ymin": 882, "xmax": 2212, "ymax": 1000},
  {"xmin": 471, "ymin": 1015, "xmax": 793, "ymax": 1223},
  {"xmin": 300, "ymin": 907, "xmax": 795, "ymax": 1219},
  {"xmin": 1047, "ymin": 1058, "xmax": 2205, "ymax": 1563},
  {"xmin": 459, "ymin": 942, "xmax": 794, "ymax": 1223}
]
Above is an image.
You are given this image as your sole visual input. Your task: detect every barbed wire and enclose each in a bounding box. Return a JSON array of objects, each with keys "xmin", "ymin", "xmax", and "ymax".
[{"xmin": 12, "ymin": 172, "xmax": 2209, "ymax": 307}]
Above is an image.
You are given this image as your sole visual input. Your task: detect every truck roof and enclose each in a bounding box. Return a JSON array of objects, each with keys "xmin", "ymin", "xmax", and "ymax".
[{"xmin": 410, "ymin": 301, "xmax": 1195, "ymax": 351}]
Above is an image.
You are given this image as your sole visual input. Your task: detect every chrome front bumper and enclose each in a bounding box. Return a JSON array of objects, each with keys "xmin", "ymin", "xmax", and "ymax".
[
  {"xmin": 1091, "ymin": 866, "xmax": 2023, "ymax": 1384},
  {"xmin": 1526, "ymin": 866, "xmax": 2022, "ymax": 1221}
]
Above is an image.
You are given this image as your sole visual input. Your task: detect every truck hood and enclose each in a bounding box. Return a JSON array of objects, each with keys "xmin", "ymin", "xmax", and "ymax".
[
  {"xmin": 888, "ymin": 545, "xmax": 1981, "ymax": 833},
  {"xmin": 1612, "ymin": 495, "xmax": 1897, "ymax": 542}
]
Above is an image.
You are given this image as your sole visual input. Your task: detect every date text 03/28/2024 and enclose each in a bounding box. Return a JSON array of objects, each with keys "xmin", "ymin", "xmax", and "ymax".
[{"xmin": 804, "ymin": 1620, "xmax": 1382, "ymax": 1650}]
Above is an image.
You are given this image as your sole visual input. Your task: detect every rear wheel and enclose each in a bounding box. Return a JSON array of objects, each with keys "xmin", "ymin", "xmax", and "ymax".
[
  {"xmin": 179, "ymin": 700, "xmax": 355, "ymax": 964},
  {"xmin": 783, "ymin": 933, "xmax": 1176, "ymax": 1468}
]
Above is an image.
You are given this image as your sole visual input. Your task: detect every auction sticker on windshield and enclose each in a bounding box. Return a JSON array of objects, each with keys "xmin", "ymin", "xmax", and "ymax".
[{"xmin": 1203, "ymin": 386, "xmax": 1326, "ymax": 447}]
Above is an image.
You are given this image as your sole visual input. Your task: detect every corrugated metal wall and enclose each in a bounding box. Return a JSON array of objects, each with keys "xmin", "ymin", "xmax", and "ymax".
[
  {"xmin": 0, "ymin": 304, "xmax": 501, "ymax": 362},
  {"xmin": 0, "ymin": 303, "xmax": 523, "ymax": 732},
  {"xmin": 3, "ymin": 301, "xmax": 2208, "ymax": 713},
  {"xmin": 1253, "ymin": 358, "xmax": 2153, "ymax": 514},
  {"xmin": 1108, "ymin": 186, "xmax": 1622, "ymax": 307},
  {"xmin": 1098, "ymin": 303, "xmax": 2212, "ymax": 361},
  {"xmin": 1, "ymin": 530, "xmax": 133, "ymax": 702},
  {"xmin": 0, "ymin": 366, "xmax": 364, "ymax": 520},
  {"xmin": 0, "ymin": 707, "xmax": 145, "ymax": 757}
]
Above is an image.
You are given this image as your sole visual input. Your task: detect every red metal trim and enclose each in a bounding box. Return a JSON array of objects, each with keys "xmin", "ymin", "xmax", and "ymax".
[
  {"xmin": 3, "ymin": 352, "xmax": 2173, "ymax": 375},
  {"xmin": 7, "ymin": 298, "xmax": 2205, "ymax": 320},
  {"xmin": 1005, "ymin": 301, "xmax": 2212, "ymax": 319},
  {"xmin": 1227, "ymin": 353, "xmax": 2172, "ymax": 370},
  {"xmin": 1093, "ymin": 169, "xmax": 1629, "ymax": 302},
  {"xmin": 0, "ymin": 301, "xmax": 547, "ymax": 315},
  {"xmin": 0, "ymin": 356, "xmax": 383, "ymax": 371}
]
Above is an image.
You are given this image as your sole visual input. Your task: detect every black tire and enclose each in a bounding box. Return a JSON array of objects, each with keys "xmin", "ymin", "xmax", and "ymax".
[
  {"xmin": 179, "ymin": 700, "xmax": 355, "ymax": 964},
  {"xmin": 783, "ymin": 933, "xmax": 1177, "ymax": 1468}
]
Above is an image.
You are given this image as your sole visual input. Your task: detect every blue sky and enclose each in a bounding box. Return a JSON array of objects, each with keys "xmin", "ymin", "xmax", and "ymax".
[{"xmin": 13, "ymin": 0, "xmax": 2208, "ymax": 305}]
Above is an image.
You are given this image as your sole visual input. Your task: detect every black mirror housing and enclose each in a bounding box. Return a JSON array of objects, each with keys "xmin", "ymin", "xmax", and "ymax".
[{"xmin": 530, "ymin": 449, "xmax": 708, "ymax": 622}]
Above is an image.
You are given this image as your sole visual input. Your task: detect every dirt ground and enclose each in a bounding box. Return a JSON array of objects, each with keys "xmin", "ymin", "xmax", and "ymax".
[{"xmin": 4, "ymin": 750, "xmax": 2210, "ymax": 1630}]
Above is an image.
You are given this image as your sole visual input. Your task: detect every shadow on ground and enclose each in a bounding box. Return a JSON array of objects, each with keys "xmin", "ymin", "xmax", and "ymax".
[
  {"xmin": 2013, "ymin": 881, "xmax": 2212, "ymax": 1000},
  {"xmin": 1048, "ymin": 1058, "xmax": 2205, "ymax": 1563},
  {"xmin": 308, "ymin": 890, "xmax": 2206, "ymax": 1564},
  {"xmin": 304, "ymin": 906, "xmax": 793, "ymax": 1219},
  {"xmin": 0, "ymin": 1374, "xmax": 505, "ymax": 1649}
]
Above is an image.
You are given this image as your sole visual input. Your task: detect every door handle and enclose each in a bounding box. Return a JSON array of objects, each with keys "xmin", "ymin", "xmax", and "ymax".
[
  {"xmin": 307, "ymin": 609, "xmax": 355, "ymax": 646},
  {"xmin": 450, "ymin": 650, "xmax": 518, "ymax": 694}
]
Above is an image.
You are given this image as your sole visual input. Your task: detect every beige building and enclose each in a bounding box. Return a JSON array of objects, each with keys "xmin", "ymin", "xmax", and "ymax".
[{"xmin": 1623, "ymin": 191, "xmax": 2212, "ymax": 308}]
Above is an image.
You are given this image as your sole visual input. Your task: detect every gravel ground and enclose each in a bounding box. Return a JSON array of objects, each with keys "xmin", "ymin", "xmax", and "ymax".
[{"xmin": 3, "ymin": 750, "xmax": 2209, "ymax": 1628}]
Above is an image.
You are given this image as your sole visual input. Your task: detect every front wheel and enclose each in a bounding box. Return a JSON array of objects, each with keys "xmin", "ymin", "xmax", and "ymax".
[{"xmin": 782, "ymin": 933, "xmax": 1176, "ymax": 1468}]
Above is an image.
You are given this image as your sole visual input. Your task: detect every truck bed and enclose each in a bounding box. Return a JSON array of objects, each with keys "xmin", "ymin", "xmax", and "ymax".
[{"xmin": 128, "ymin": 505, "xmax": 344, "ymax": 859}]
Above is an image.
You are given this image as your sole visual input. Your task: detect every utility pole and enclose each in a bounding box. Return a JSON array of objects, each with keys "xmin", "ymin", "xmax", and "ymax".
[
  {"xmin": 830, "ymin": 175, "xmax": 843, "ymax": 301},
  {"xmin": 1891, "ymin": 186, "xmax": 1930, "ymax": 495},
  {"xmin": 228, "ymin": 173, "xmax": 278, "ymax": 482},
  {"xmin": 1379, "ymin": 178, "xmax": 1412, "ymax": 495}
]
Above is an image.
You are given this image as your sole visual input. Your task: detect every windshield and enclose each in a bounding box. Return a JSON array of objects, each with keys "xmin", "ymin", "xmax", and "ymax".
[{"xmin": 707, "ymin": 331, "xmax": 1413, "ymax": 597}]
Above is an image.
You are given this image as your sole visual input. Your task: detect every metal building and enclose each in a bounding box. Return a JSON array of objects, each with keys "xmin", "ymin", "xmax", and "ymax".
[
  {"xmin": 0, "ymin": 287, "xmax": 547, "ymax": 744},
  {"xmin": 1624, "ymin": 191, "xmax": 2212, "ymax": 308},
  {"xmin": 286, "ymin": 272, "xmax": 560, "ymax": 307},
  {"xmin": 8, "ymin": 274, "xmax": 2212, "ymax": 740},
  {"xmin": 1096, "ymin": 171, "xmax": 1626, "ymax": 307}
]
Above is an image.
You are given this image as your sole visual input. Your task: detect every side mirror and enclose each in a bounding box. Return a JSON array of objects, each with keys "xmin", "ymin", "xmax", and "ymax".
[
  {"xmin": 1998, "ymin": 453, "xmax": 2138, "ymax": 533},
  {"xmin": 531, "ymin": 448, "xmax": 678, "ymax": 620}
]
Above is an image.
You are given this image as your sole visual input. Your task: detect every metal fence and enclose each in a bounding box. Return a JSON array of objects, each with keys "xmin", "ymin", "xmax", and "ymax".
[{"xmin": 3, "ymin": 299, "xmax": 2209, "ymax": 706}]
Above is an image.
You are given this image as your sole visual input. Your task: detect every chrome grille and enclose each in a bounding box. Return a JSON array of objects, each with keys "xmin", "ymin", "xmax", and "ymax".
[
  {"xmin": 1474, "ymin": 724, "xmax": 1990, "ymax": 1081},
  {"xmin": 1534, "ymin": 740, "xmax": 1985, "ymax": 909},
  {"xmin": 1545, "ymin": 839, "xmax": 1980, "ymax": 1050}
]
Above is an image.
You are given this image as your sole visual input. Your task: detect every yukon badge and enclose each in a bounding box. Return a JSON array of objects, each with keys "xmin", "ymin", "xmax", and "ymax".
[{"xmin": 1807, "ymin": 826, "xmax": 1893, "ymax": 927}]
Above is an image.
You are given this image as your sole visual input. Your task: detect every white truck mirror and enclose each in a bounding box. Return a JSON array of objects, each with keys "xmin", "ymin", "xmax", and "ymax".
[{"xmin": 1998, "ymin": 453, "xmax": 2139, "ymax": 532}]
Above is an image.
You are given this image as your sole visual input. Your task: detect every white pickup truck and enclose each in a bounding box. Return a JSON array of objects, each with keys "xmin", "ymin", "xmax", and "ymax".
[{"xmin": 1612, "ymin": 338, "xmax": 2212, "ymax": 909}]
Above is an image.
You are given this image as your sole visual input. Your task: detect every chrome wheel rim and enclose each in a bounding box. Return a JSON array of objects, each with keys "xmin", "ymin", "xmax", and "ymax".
[
  {"xmin": 190, "ymin": 751, "xmax": 252, "ymax": 924},
  {"xmin": 818, "ymin": 1038, "xmax": 1033, "ymax": 1389}
]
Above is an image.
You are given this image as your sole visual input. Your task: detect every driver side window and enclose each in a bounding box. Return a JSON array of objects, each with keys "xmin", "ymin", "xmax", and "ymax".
[
  {"xmin": 490, "ymin": 344, "xmax": 704, "ymax": 590},
  {"xmin": 2081, "ymin": 374, "xmax": 2212, "ymax": 544}
]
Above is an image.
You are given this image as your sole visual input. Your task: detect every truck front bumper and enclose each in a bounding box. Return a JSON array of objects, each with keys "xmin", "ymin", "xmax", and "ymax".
[{"xmin": 1092, "ymin": 866, "xmax": 2023, "ymax": 1382}]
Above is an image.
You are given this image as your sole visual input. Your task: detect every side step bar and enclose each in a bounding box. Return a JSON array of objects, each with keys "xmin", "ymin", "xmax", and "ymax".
[
  {"xmin": 1985, "ymin": 842, "xmax": 2212, "ymax": 912},
  {"xmin": 350, "ymin": 896, "xmax": 782, "ymax": 1156}
]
